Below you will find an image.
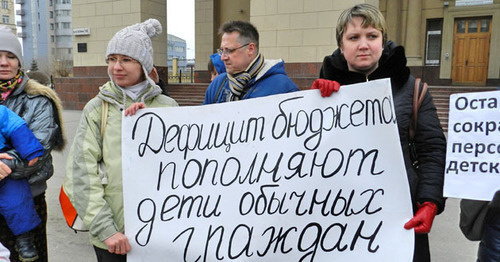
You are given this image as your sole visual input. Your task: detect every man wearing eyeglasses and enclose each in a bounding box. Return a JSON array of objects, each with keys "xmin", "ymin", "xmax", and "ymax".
[{"xmin": 203, "ymin": 20, "xmax": 298, "ymax": 104}]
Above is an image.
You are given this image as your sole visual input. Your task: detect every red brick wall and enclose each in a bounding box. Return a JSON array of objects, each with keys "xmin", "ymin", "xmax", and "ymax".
[{"xmin": 54, "ymin": 76, "xmax": 107, "ymax": 110}]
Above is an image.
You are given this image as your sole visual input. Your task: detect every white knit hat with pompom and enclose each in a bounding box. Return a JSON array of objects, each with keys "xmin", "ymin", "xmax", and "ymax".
[{"xmin": 106, "ymin": 19, "xmax": 162, "ymax": 74}]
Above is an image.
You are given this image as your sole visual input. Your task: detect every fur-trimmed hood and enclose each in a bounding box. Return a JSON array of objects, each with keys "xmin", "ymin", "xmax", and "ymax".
[{"xmin": 17, "ymin": 77, "xmax": 66, "ymax": 151}]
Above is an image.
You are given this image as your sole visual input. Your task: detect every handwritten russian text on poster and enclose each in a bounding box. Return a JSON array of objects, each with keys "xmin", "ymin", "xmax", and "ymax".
[
  {"xmin": 122, "ymin": 78, "xmax": 414, "ymax": 261},
  {"xmin": 444, "ymin": 90, "xmax": 500, "ymax": 201}
]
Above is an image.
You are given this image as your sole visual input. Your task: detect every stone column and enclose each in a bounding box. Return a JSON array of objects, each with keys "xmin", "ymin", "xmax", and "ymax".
[
  {"xmin": 404, "ymin": 0, "xmax": 423, "ymax": 65},
  {"xmin": 385, "ymin": 0, "xmax": 402, "ymax": 45}
]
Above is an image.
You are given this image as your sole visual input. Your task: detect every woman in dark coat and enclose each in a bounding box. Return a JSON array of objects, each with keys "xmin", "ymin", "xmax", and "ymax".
[{"xmin": 314, "ymin": 4, "xmax": 446, "ymax": 262}]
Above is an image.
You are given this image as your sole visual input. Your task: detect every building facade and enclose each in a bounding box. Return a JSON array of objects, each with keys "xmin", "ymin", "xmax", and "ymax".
[
  {"xmin": 167, "ymin": 33, "xmax": 188, "ymax": 72},
  {"xmin": 195, "ymin": 0, "xmax": 499, "ymax": 86},
  {"xmin": 16, "ymin": 0, "xmax": 73, "ymax": 74},
  {"xmin": 1, "ymin": 0, "xmax": 16, "ymax": 32},
  {"xmin": 67, "ymin": 0, "xmax": 499, "ymax": 87},
  {"xmin": 71, "ymin": 0, "xmax": 167, "ymax": 78}
]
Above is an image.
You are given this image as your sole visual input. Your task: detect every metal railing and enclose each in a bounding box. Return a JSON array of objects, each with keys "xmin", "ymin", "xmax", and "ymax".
[{"xmin": 167, "ymin": 67, "xmax": 194, "ymax": 83}]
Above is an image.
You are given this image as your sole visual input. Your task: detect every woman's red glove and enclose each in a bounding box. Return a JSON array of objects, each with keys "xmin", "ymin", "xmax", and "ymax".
[
  {"xmin": 311, "ymin": 79, "xmax": 341, "ymax": 97},
  {"xmin": 404, "ymin": 202, "xmax": 438, "ymax": 234}
]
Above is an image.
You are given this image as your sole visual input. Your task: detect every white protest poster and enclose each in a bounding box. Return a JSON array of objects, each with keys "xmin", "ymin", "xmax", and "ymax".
[
  {"xmin": 444, "ymin": 90, "xmax": 500, "ymax": 201},
  {"xmin": 122, "ymin": 78, "xmax": 414, "ymax": 261}
]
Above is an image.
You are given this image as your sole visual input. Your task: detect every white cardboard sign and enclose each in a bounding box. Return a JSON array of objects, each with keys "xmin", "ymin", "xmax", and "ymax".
[
  {"xmin": 122, "ymin": 78, "xmax": 414, "ymax": 261},
  {"xmin": 444, "ymin": 90, "xmax": 500, "ymax": 201}
]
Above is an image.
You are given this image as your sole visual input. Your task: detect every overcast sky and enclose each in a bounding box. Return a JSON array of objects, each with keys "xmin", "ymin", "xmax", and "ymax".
[{"xmin": 167, "ymin": 0, "xmax": 195, "ymax": 59}]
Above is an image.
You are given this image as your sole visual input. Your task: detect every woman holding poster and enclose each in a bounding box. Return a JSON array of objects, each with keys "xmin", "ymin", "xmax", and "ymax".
[
  {"xmin": 64, "ymin": 19, "xmax": 178, "ymax": 262},
  {"xmin": 313, "ymin": 4, "xmax": 447, "ymax": 262}
]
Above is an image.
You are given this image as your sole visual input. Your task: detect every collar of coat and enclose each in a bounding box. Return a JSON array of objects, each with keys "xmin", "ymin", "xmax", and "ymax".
[{"xmin": 320, "ymin": 41, "xmax": 410, "ymax": 90}]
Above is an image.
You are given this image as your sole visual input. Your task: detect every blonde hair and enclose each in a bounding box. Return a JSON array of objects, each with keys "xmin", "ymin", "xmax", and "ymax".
[{"xmin": 336, "ymin": 4, "xmax": 387, "ymax": 48}]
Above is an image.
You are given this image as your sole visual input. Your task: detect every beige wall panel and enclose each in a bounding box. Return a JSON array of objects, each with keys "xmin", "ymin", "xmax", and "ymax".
[
  {"xmin": 112, "ymin": 1, "xmax": 132, "ymax": 14},
  {"xmin": 423, "ymin": 0, "xmax": 444, "ymax": 10},
  {"xmin": 250, "ymin": 0, "xmax": 278, "ymax": 15},
  {"xmin": 103, "ymin": 15, "xmax": 125, "ymax": 28},
  {"xmin": 277, "ymin": 0, "xmax": 304, "ymax": 14},
  {"xmin": 196, "ymin": 8, "xmax": 208, "ymax": 21},
  {"xmin": 251, "ymin": 0, "xmax": 267, "ymax": 16},
  {"xmin": 290, "ymin": 46, "xmax": 316, "ymax": 62},
  {"xmin": 277, "ymin": 30, "xmax": 303, "ymax": 47},
  {"xmin": 94, "ymin": 27, "xmax": 117, "ymax": 41},
  {"xmin": 80, "ymin": 54, "xmax": 102, "ymax": 67},
  {"xmin": 318, "ymin": 11, "xmax": 341, "ymax": 29},
  {"xmin": 331, "ymin": 0, "xmax": 367, "ymax": 10},
  {"xmin": 77, "ymin": 4, "xmax": 97, "ymax": 17},
  {"xmin": 290, "ymin": 13, "xmax": 320, "ymax": 29},
  {"xmin": 318, "ymin": 45, "xmax": 335, "ymax": 59},
  {"xmin": 122, "ymin": 13, "xmax": 142, "ymax": 24},
  {"xmin": 423, "ymin": 8, "xmax": 443, "ymax": 19},
  {"xmin": 95, "ymin": 2, "xmax": 114, "ymax": 16},
  {"xmin": 198, "ymin": 0, "xmax": 214, "ymax": 10},
  {"xmin": 261, "ymin": 47, "xmax": 290, "ymax": 61},
  {"xmin": 196, "ymin": 22, "xmax": 213, "ymax": 35},
  {"xmin": 304, "ymin": 0, "xmax": 333, "ymax": 12},
  {"xmin": 303, "ymin": 28, "xmax": 331, "ymax": 46},
  {"xmin": 131, "ymin": 0, "xmax": 141, "ymax": 11},
  {"xmin": 87, "ymin": 17, "xmax": 106, "ymax": 29},
  {"xmin": 251, "ymin": 16, "xmax": 270, "ymax": 30},
  {"xmin": 275, "ymin": 14, "xmax": 292, "ymax": 29},
  {"xmin": 259, "ymin": 31, "xmax": 278, "ymax": 47},
  {"xmin": 141, "ymin": 1, "xmax": 167, "ymax": 17},
  {"xmin": 218, "ymin": 0, "xmax": 250, "ymax": 24}
]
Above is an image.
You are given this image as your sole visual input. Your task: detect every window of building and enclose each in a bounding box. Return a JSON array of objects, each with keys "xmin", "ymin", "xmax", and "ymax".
[
  {"xmin": 51, "ymin": 35, "xmax": 55, "ymax": 42},
  {"xmin": 50, "ymin": 11, "xmax": 53, "ymax": 18},
  {"xmin": 2, "ymin": 15, "xmax": 8, "ymax": 24},
  {"xmin": 56, "ymin": 10, "xmax": 71, "ymax": 16},
  {"xmin": 50, "ymin": 23, "xmax": 54, "ymax": 30},
  {"xmin": 425, "ymin": 19, "xmax": 443, "ymax": 65},
  {"xmin": 480, "ymin": 18, "xmax": 490, "ymax": 32},
  {"xmin": 58, "ymin": 36, "xmax": 72, "ymax": 42},
  {"xmin": 1, "ymin": 0, "xmax": 8, "ymax": 9},
  {"xmin": 61, "ymin": 22, "xmax": 71, "ymax": 29}
]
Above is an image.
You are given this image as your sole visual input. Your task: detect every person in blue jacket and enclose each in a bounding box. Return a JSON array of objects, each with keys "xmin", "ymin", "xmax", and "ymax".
[
  {"xmin": 0, "ymin": 105, "xmax": 44, "ymax": 261},
  {"xmin": 208, "ymin": 52, "xmax": 226, "ymax": 82},
  {"xmin": 204, "ymin": 20, "xmax": 298, "ymax": 104}
]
